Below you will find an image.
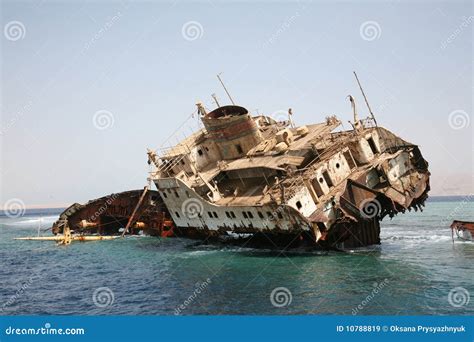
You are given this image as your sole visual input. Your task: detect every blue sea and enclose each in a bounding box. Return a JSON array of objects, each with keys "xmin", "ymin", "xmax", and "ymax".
[{"xmin": 0, "ymin": 197, "xmax": 473, "ymax": 315}]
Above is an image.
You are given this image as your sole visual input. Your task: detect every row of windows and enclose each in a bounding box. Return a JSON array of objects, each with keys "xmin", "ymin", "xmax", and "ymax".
[
  {"xmin": 161, "ymin": 189, "xmax": 191, "ymax": 199},
  {"xmin": 174, "ymin": 209, "xmax": 284, "ymax": 220}
]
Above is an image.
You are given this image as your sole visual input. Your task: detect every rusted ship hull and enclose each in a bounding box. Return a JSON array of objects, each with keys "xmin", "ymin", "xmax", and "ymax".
[
  {"xmin": 51, "ymin": 189, "xmax": 175, "ymax": 238},
  {"xmin": 451, "ymin": 220, "xmax": 474, "ymax": 241}
]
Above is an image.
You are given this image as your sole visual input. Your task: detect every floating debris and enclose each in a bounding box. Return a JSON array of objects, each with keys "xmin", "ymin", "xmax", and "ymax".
[{"xmin": 451, "ymin": 220, "xmax": 474, "ymax": 241}]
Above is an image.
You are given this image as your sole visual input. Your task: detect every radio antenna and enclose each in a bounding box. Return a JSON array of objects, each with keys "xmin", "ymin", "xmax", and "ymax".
[
  {"xmin": 353, "ymin": 71, "xmax": 377, "ymax": 126},
  {"xmin": 217, "ymin": 73, "xmax": 235, "ymax": 105}
]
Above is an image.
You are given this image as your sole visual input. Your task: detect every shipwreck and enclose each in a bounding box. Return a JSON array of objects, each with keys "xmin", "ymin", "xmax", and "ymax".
[{"xmin": 48, "ymin": 73, "xmax": 430, "ymax": 249}]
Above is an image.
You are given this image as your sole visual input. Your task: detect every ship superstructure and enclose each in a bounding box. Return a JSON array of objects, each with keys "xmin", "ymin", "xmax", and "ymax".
[{"xmin": 147, "ymin": 83, "xmax": 430, "ymax": 249}]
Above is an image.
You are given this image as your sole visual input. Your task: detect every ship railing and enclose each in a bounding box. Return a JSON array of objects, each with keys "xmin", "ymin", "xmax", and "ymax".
[
  {"xmin": 150, "ymin": 109, "xmax": 206, "ymax": 161},
  {"xmin": 266, "ymin": 173, "xmax": 307, "ymax": 203},
  {"xmin": 285, "ymin": 174, "xmax": 307, "ymax": 196},
  {"xmin": 156, "ymin": 145, "xmax": 192, "ymax": 174}
]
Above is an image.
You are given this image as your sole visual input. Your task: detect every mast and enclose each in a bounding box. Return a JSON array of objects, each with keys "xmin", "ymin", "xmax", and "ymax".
[
  {"xmin": 353, "ymin": 71, "xmax": 378, "ymax": 126},
  {"xmin": 211, "ymin": 93, "xmax": 220, "ymax": 108},
  {"xmin": 217, "ymin": 73, "xmax": 235, "ymax": 105}
]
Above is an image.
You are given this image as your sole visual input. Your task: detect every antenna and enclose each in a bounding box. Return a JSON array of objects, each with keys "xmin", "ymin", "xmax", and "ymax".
[
  {"xmin": 353, "ymin": 71, "xmax": 378, "ymax": 126},
  {"xmin": 211, "ymin": 93, "xmax": 220, "ymax": 108},
  {"xmin": 217, "ymin": 73, "xmax": 235, "ymax": 105}
]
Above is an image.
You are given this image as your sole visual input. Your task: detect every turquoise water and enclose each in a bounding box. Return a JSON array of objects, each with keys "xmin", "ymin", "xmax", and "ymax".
[{"xmin": 0, "ymin": 199, "xmax": 473, "ymax": 315}]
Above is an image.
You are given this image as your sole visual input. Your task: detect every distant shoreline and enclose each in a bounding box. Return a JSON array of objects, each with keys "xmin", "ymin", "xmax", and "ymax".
[{"xmin": 0, "ymin": 195, "xmax": 472, "ymax": 217}]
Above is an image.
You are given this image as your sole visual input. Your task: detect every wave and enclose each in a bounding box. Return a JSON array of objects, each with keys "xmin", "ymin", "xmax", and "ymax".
[
  {"xmin": 5, "ymin": 216, "xmax": 58, "ymax": 225},
  {"xmin": 380, "ymin": 235, "xmax": 452, "ymax": 244}
]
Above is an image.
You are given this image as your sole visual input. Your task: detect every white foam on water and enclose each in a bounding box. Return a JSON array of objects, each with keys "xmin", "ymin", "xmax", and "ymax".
[{"xmin": 7, "ymin": 216, "xmax": 58, "ymax": 225}]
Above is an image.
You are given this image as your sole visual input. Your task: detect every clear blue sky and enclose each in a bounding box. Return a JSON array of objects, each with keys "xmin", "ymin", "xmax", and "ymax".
[{"xmin": 1, "ymin": 0, "xmax": 472, "ymax": 208}]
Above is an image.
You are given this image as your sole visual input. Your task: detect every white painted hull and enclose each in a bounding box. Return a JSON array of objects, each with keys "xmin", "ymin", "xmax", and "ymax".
[{"xmin": 153, "ymin": 178, "xmax": 313, "ymax": 234}]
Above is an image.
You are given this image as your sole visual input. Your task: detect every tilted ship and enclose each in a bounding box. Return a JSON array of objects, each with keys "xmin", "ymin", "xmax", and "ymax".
[
  {"xmin": 46, "ymin": 74, "xmax": 430, "ymax": 249},
  {"xmin": 145, "ymin": 76, "xmax": 431, "ymax": 249}
]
